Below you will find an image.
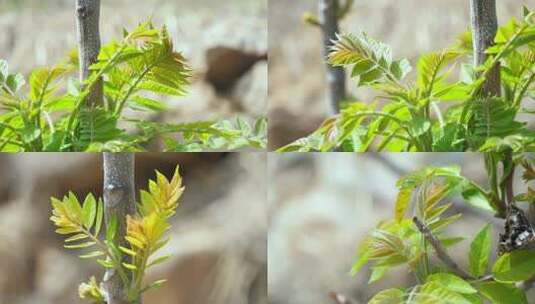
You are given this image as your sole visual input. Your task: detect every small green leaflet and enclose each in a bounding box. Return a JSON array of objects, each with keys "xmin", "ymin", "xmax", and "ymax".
[
  {"xmin": 468, "ymin": 224, "xmax": 492, "ymax": 278},
  {"xmin": 492, "ymin": 250, "xmax": 535, "ymax": 282}
]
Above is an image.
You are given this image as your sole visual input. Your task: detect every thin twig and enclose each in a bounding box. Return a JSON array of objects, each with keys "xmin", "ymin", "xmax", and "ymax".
[
  {"xmin": 412, "ymin": 217, "xmax": 472, "ymax": 279},
  {"xmin": 319, "ymin": 0, "xmax": 346, "ymax": 114}
]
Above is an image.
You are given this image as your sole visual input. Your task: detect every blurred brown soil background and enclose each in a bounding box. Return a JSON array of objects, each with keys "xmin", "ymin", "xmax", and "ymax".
[
  {"xmin": 0, "ymin": 153, "xmax": 267, "ymax": 304},
  {"xmin": 268, "ymin": 0, "xmax": 535, "ymax": 150},
  {"xmin": 0, "ymin": 0, "xmax": 267, "ymax": 150}
]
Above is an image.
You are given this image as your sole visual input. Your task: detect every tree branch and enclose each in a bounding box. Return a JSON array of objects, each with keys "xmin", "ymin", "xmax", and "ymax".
[
  {"xmin": 319, "ymin": 0, "xmax": 346, "ymax": 114},
  {"xmin": 470, "ymin": 0, "xmax": 501, "ymax": 96},
  {"xmin": 412, "ymin": 217, "xmax": 472, "ymax": 279},
  {"xmin": 75, "ymin": 0, "xmax": 103, "ymax": 106},
  {"xmin": 102, "ymin": 153, "xmax": 136, "ymax": 304}
]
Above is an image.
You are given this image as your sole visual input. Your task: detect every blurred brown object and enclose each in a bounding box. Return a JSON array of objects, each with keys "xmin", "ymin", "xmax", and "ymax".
[{"xmin": 205, "ymin": 47, "xmax": 267, "ymax": 94}]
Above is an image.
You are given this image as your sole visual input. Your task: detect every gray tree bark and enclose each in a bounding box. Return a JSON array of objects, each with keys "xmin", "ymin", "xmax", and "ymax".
[
  {"xmin": 102, "ymin": 153, "xmax": 136, "ymax": 304},
  {"xmin": 75, "ymin": 0, "xmax": 103, "ymax": 106},
  {"xmin": 319, "ymin": 0, "xmax": 346, "ymax": 114},
  {"xmin": 470, "ymin": 0, "xmax": 501, "ymax": 96}
]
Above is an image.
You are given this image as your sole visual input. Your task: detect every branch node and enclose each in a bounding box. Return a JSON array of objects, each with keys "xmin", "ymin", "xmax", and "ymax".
[{"xmin": 76, "ymin": 5, "xmax": 89, "ymax": 18}]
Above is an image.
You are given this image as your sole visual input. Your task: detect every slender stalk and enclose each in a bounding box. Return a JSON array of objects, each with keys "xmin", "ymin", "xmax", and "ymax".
[
  {"xmin": 319, "ymin": 0, "xmax": 346, "ymax": 114},
  {"xmin": 413, "ymin": 217, "xmax": 472, "ymax": 279},
  {"xmin": 76, "ymin": 0, "xmax": 103, "ymax": 106},
  {"xmin": 102, "ymin": 153, "xmax": 137, "ymax": 304}
]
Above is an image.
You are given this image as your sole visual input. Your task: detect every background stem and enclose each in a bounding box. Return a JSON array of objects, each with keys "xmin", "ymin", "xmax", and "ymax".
[
  {"xmin": 319, "ymin": 0, "xmax": 346, "ymax": 115},
  {"xmin": 75, "ymin": 0, "xmax": 103, "ymax": 106},
  {"xmin": 470, "ymin": 0, "xmax": 512, "ymax": 219},
  {"xmin": 102, "ymin": 153, "xmax": 137, "ymax": 304}
]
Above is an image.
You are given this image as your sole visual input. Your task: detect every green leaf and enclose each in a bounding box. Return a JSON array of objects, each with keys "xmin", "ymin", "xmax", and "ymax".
[
  {"xmin": 368, "ymin": 266, "xmax": 388, "ymax": 284},
  {"xmin": 64, "ymin": 241, "xmax": 96, "ymax": 249},
  {"xmin": 122, "ymin": 263, "xmax": 137, "ymax": 270},
  {"xmin": 478, "ymin": 281, "xmax": 527, "ymax": 304},
  {"xmin": 67, "ymin": 192, "xmax": 83, "ymax": 221},
  {"xmin": 440, "ymin": 236, "xmax": 465, "ymax": 248},
  {"xmin": 459, "ymin": 63, "xmax": 475, "ymax": 84},
  {"xmin": 428, "ymin": 213, "xmax": 462, "ymax": 232},
  {"xmin": 426, "ymin": 273, "xmax": 477, "ymax": 294},
  {"xmin": 492, "ymin": 250, "xmax": 535, "ymax": 282},
  {"xmin": 64, "ymin": 233, "xmax": 89, "ymax": 243},
  {"xmin": 415, "ymin": 281, "xmax": 472, "ymax": 304},
  {"xmin": 79, "ymin": 250, "xmax": 105, "ymax": 259},
  {"xmin": 408, "ymin": 117, "xmax": 431, "ymax": 137},
  {"xmin": 523, "ymin": 5, "xmax": 530, "ymax": 19},
  {"xmin": 97, "ymin": 259, "xmax": 115, "ymax": 268},
  {"xmin": 368, "ymin": 288, "xmax": 404, "ymax": 304},
  {"xmin": 0, "ymin": 60, "xmax": 7, "ymax": 82},
  {"xmin": 147, "ymin": 255, "xmax": 171, "ymax": 267},
  {"xmin": 28, "ymin": 65, "xmax": 68, "ymax": 102},
  {"xmin": 461, "ymin": 293, "xmax": 483, "ymax": 304},
  {"xmin": 417, "ymin": 51, "xmax": 459, "ymax": 94},
  {"xmin": 119, "ymin": 246, "xmax": 137, "ymax": 257},
  {"xmin": 106, "ymin": 215, "xmax": 118, "ymax": 242},
  {"xmin": 467, "ymin": 97, "xmax": 526, "ymax": 148},
  {"xmin": 350, "ymin": 241, "xmax": 370, "ymax": 275},
  {"xmin": 329, "ymin": 32, "xmax": 411, "ymax": 86},
  {"xmin": 6, "ymin": 74, "xmax": 25, "ymax": 92},
  {"xmin": 129, "ymin": 95, "xmax": 168, "ymax": 111},
  {"xmin": 82, "ymin": 193, "xmax": 97, "ymax": 229},
  {"xmin": 74, "ymin": 108, "xmax": 123, "ymax": 151},
  {"xmin": 55, "ymin": 227, "xmax": 80, "ymax": 235},
  {"xmin": 94, "ymin": 198, "xmax": 104, "ymax": 236},
  {"xmin": 21, "ymin": 125, "xmax": 41, "ymax": 143},
  {"xmin": 468, "ymin": 224, "xmax": 492, "ymax": 278},
  {"xmin": 461, "ymin": 186, "xmax": 494, "ymax": 212},
  {"xmin": 394, "ymin": 188, "xmax": 412, "ymax": 222},
  {"xmin": 141, "ymin": 279, "xmax": 167, "ymax": 293}
]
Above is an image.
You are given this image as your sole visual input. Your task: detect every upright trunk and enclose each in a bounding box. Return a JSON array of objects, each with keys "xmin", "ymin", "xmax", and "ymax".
[
  {"xmin": 470, "ymin": 1, "xmax": 509, "ymax": 218},
  {"xmin": 319, "ymin": 0, "xmax": 346, "ymax": 114},
  {"xmin": 102, "ymin": 153, "xmax": 136, "ymax": 304},
  {"xmin": 470, "ymin": 0, "xmax": 500, "ymax": 96},
  {"xmin": 75, "ymin": 0, "xmax": 103, "ymax": 106}
]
